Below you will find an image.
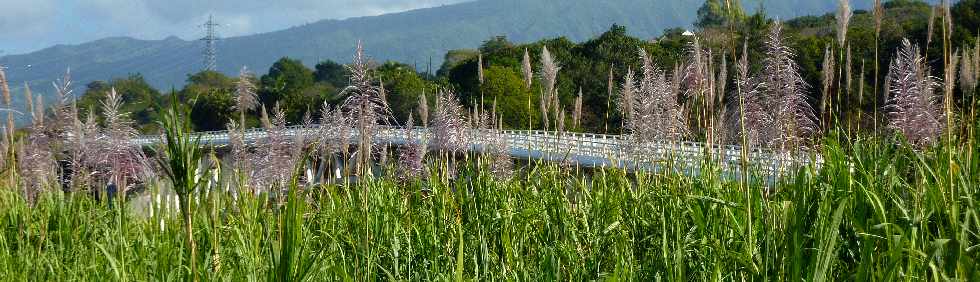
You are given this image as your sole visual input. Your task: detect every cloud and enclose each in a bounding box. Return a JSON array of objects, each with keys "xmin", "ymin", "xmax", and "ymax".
[
  {"xmin": 0, "ymin": 0, "xmax": 469, "ymax": 55},
  {"xmin": 0, "ymin": 0, "xmax": 59, "ymax": 53}
]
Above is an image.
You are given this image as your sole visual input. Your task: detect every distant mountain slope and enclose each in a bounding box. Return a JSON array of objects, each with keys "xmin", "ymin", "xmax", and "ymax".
[{"xmin": 0, "ymin": 0, "xmax": 938, "ymax": 106}]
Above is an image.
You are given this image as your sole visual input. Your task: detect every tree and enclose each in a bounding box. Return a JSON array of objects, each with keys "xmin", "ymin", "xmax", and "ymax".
[
  {"xmin": 376, "ymin": 62, "xmax": 440, "ymax": 124},
  {"xmin": 179, "ymin": 71, "xmax": 237, "ymax": 131},
  {"xmin": 480, "ymin": 66, "xmax": 540, "ymax": 128},
  {"xmin": 260, "ymin": 57, "xmax": 317, "ymax": 122},
  {"xmin": 191, "ymin": 93, "xmax": 235, "ymax": 132},
  {"xmin": 696, "ymin": 0, "xmax": 746, "ymax": 28},
  {"xmin": 76, "ymin": 74, "xmax": 163, "ymax": 133},
  {"xmin": 314, "ymin": 59, "xmax": 349, "ymax": 88},
  {"xmin": 438, "ymin": 49, "xmax": 479, "ymax": 77},
  {"xmin": 182, "ymin": 71, "xmax": 234, "ymax": 99},
  {"xmin": 480, "ymin": 36, "xmax": 514, "ymax": 54}
]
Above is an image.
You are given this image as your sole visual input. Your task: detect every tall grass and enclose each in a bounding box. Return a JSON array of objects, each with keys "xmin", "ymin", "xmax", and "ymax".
[
  {"xmin": 1, "ymin": 124, "xmax": 977, "ymax": 280},
  {"xmin": 2, "ymin": 6, "xmax": 979, "ymax": 280}
]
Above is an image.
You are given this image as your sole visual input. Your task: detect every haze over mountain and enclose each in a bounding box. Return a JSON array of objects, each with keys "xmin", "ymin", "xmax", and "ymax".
[{"xmin": 0, "ymin": 0, "xmax": 938, "ymax": 103}]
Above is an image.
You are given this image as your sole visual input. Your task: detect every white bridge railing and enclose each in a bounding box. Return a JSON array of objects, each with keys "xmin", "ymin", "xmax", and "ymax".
[{"xmin": 134, "ymin": 126, "xmax": 821, "ymax": 176}]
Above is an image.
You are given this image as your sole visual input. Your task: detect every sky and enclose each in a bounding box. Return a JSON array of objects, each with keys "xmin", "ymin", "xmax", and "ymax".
[{"xmin": 0, "ymin": 0, "xmax": 469, "ymax": 55}]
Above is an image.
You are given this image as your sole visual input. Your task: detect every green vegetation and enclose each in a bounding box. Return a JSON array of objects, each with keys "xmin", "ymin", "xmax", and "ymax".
[
  {"xmin": 62, "ymin": 0, "xmax": 978, "ymax": 136},
  {"xmin": 1, "ymin": 0, "xmax": 979, "ymax": 280},
  {"xmin": 1, "ymin": 130, "xmax": 978, "ymax": 279}
]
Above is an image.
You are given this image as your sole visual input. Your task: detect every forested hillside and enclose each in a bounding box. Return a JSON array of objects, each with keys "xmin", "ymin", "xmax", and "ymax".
[
  {"xmin": 49, "ymin": 0, "xmax": 976, "ymax": 137},
  {"xmin": 0, "ymin": 0, "xmax": 944, "ymax": 121}
]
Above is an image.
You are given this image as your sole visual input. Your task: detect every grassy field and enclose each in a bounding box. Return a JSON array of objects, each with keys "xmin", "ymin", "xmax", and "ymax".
[
  {"xmin": 2, "ymin": 2, "xmax": 979, "ymax": 279},
  {"xmin": 1, "ymin": 129, "xmax": 977, "ymax": 280}
]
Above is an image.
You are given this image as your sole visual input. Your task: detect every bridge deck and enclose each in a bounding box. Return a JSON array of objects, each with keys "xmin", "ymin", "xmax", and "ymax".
[{"xmin": 134, "ymin": 126, "xmax": 821, "ymax": 177}]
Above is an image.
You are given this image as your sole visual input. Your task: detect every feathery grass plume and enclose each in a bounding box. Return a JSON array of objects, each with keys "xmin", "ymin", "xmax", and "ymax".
[
  {"xmin": 431, "ymin": 89, "xmax": 468, "ymax": 153},
  {"xmin": 943, "ymin": 0, "xmax": 953, "ymax": 38},
  {"xmin": 539, "ymin": 92, "xmax": 549, "ymax": 129},
  {"xmin": 260, "ymin": 104, "xmax": 272, "ymax": 129},
  {"xmin": 225, "ymin": 119, "xmax": 250, "ymax": 185},
  {"xmin": 626, "ymin": 48, "xmax": 688, "ymax": 157},
  {"xmin": 759, "ymin": 23, "xmax": 819, "ymax": 150},
  {"xmin": 873, "ymin": 0, "xmax": 884, "ymax": 36},
  {"xmin": 18, "ymin": 94, "xmax": 58, "ymax": 204},
  {"xmin": 522, "ymin": 48, "xmax": 533, "ymax": 89},
  {"xmin": 927, "ymin": 6, "xmax": 937, "ymax": 48},
  {"xmin": 723, "ymin": 41, "xmax": 768, "ymax": 147},
  {"xmin": 557, "ymin": 108, "xmax": 566, "ymax": 134},
  {"xmin": 296, "ymin": 110, "xmax": 314, "ymax": 155},
  {"xmin": 397, "ymin": 114, "xmax": 426, "ymax": 182},
  {"xmin": 67, "ymin": 109, "xmax": 101, "ymax": 189},
  {"xmin": 491, "ymin": 97, "xmax": 498, "ymax": 122},
  {"xmin": 885, "ymin": 39, "xmax": 946, "ymax": 147},
  {"xmin": 619, "ymin": 67, "xmax": 637, "ymax": 125},
  {"xmin": 682, "ymin": 37, "xmax": 709, "ymax": 101},
  {"xmin": 378, "ymin": 77, "xmax": 387, "ymax": 103},
  {"xmin": 24, "ymin": 84, "xmax": 34, "ymax": 121},
  {"xmin": 315, "ymin": 103, "xmax": 351, "ymax": 183},
  {"xmin": 671, "ymin": 63, "xmax": 684, "ymax": 96},
  {"xmin": 52, "ymin": 73, "xmax": 92, "ymax": 189},
  {"xmin": 99, "ymin": 88, "xmax": 151, "ymax": 192},
  {"xmin": 573, "ymin": 88, "xmax": 583, "ymax": 129},
  {"xmin": 717, "ymin": 55, "xmax": 728, "ymax": 109},
  {"xmin": 18, "ymin": 138, "xmax": 55, "ymax": 204},
  {"xmin": 945, "ymin": 51, "xmax": 960, "ymax": 123},
  {"xmin": 473, "ymin": 102, "xmax": 492, "ymax": 131},
  {"xmin": 51, "ymin": 70, "xmax": 76, "ymax": 132},
  {"xmin": 605, "ymin": 67, "xmax": 614, "ymax": 132},
  {"xmin": 550, "ymin": 92, "xmax": 561, "ymax": 130},
  {"xmin": 821, "ymin": 45, "xmax": 836, "ymax": 119},
  {"xmin": 485, "ymin": 117, "xmax": 512, "ymax": 180},
  {"xmin": 961, "ymin": 48, "xmax": 976, "ymax": 93},
  {"xmin": 975, "ymin": 37, "xmax": 980, "ymax": 80},
  {"xmin": 234, "ymin": 66, "xmax": 259, "ymax": 126},
  {"xmin": 469, "ymin": 106, "xmax": 478, "ymax": 129},
  {"xmin": 0, "ymin": 66, "xmax": 12, "ymax": 143},
  {"xmin": 252, "ymin": 103, "xmax": 297, "ymax": 192},
  {"xmin": 418, "ymin": 91, "xmax": 429, "ymax": 128},
  {"xmin": 34, "ymin": 94, "xmax": 44, "ymax": 127},
  {"xmin": 682, "ymin": 37, "xmax": 716, "ymax": 139},
  {"xmin": 540, "ymin": 46, "xmax": 560, "ymax": 103},
  {"xmin": 341, "ymin": 41, "xmax": 394, "ymax": 172},
  {"xmin": 836, "ymin": 0, "xmax": 852, "ymax": 46},
  {"xmin": 538, "ymin": 46, "xmax": 560, "ymax": 130},
  {"xmin": 0, "ymin": 126, "xmax": 6, "ymax": 170},
  {"xmin": 477, "ymin": 52, "xmax": 484, "ymax": 85}
]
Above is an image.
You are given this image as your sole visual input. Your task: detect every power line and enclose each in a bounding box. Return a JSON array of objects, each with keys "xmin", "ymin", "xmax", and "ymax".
[{"xmin": 201, "ymin": 14, "xmax": 221, "ymax": 72}]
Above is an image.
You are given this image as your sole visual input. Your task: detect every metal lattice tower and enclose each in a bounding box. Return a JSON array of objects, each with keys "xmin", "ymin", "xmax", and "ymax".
[{"xmin": 201, "ymin": 14, "xmax": 220, "ymax": 71}]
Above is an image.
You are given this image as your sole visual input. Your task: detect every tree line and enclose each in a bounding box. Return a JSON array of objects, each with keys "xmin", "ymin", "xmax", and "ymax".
[{"xmin": 67, "ymin": 0, "xmax": 980, "ymax": 137}]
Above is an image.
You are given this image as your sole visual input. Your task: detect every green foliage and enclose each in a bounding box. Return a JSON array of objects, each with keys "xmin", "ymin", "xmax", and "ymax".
[
  {"xmin": 953, "ymin": 0, "xmax": 980, "ymax": 44},
  {"xmin": 438, "ymin": 49, "xmax": 479, "ymax": 77},
  {"xmin": 260, "ymin": 58, "xmax": 318, "ymax": 121},
  {"xmin": 76, "ymin": 74, "xmax": 163, "ymax": 133},
  {"xmin": 155, "ymin": 95, "xmax": 210, "ymax": 280},
  {"xmin": 182, "ymin": 71, "xmax": 236, "ymax": 131},
  {"xmin": 62, "ymin": 1, "xmax": 980, "ymax": 136},
  {"xmin": 375, "ymin": 62, "xmax": 441, "ymax": 124},
  {"xmin": 2, "ymin": 131, "xmax": 979, "ymax": 279},
  {"xmin": 480, "ymin": 65, "xmax": 540, "ymax": 128},
  {"xmin": 444, "ymin": 25, "xmax": 676, "ymax": 132},
  {"xmin": 313, "ymin": 60, "xmax": 349, "ymax": 88},
  {"xmin": 696, "ymin": 0, "xmax": 746, "ymax": 28}
]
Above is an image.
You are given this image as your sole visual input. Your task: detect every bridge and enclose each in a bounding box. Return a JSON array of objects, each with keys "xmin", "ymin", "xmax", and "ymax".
[{"xmin": 134, "ymin": 126, "xmax": 821, "ymax": 179}]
